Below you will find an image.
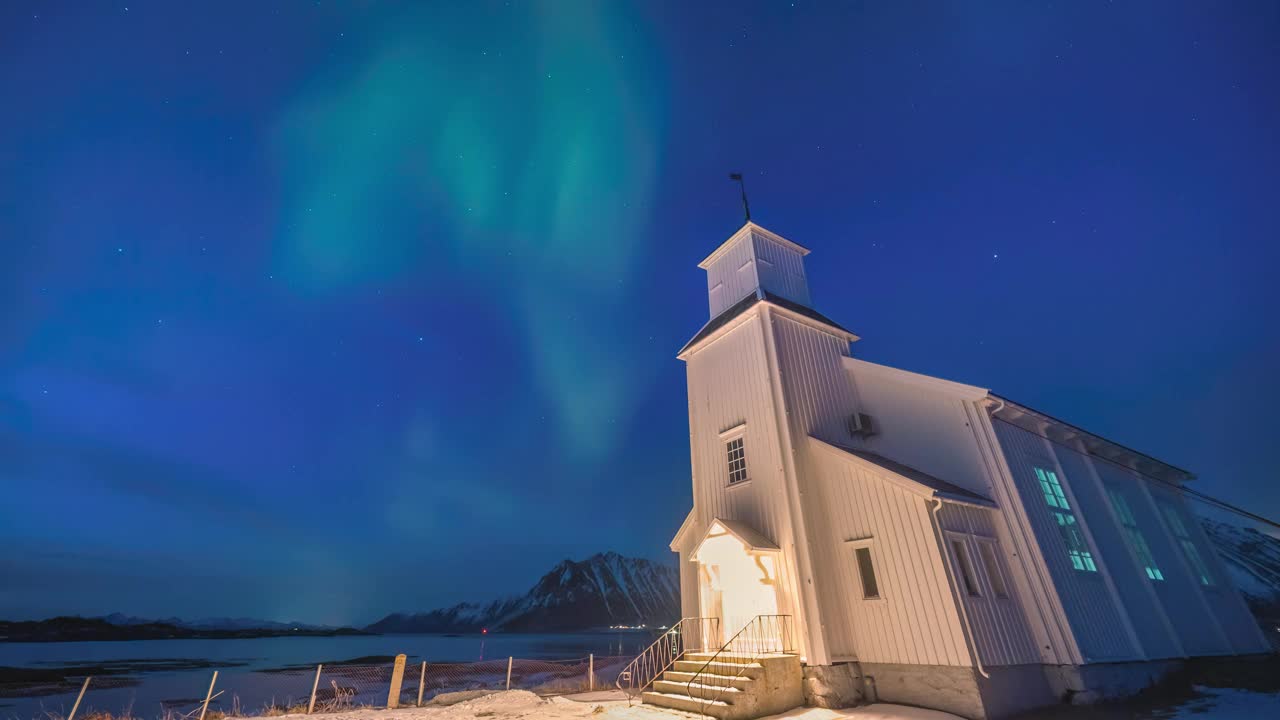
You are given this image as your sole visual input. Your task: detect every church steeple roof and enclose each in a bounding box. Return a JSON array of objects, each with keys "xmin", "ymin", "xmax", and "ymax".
[{"xmin": 677, "ymin": 287, "xmax": 856, "ymax": 358}]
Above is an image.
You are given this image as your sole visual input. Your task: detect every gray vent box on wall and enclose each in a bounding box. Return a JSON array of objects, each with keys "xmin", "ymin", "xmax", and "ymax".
[{"xmin": 849, "ymin": 412, "xmax": 877, "ymax": 438}]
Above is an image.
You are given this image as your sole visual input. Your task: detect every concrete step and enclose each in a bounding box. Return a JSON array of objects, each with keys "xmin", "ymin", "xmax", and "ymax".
[
  {"xmin": 641, "ymin": 690, "xmax": 734, "ymax": 718},
  {"xmin": 672, "ymin": 659, "xmax": 764, "ymax": 677},
  {"xmin": 660, "ymin": 670, "xmax": 754, "ymax": 689},
  {"xmin": 682, "ymin": 651, "xmax": 761, "ymax": 665},
  {"xmin": 652, "ymin": 678, "xmax": 745, "ymax": 698}
]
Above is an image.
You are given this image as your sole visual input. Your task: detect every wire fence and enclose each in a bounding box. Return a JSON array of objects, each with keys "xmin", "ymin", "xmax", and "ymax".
[{"xmin": 25, "ymin": 654, "xmax": 634, "ymax": 720}]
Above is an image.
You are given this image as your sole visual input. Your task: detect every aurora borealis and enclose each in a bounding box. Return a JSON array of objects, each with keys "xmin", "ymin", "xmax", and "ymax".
[
  {"xmin": 2, "ymin": 2, "xmax": 1278, "ymax": 624},
  {"xmin": 273, "ymin": 4, "xmax": 662, "ymax": 462}
]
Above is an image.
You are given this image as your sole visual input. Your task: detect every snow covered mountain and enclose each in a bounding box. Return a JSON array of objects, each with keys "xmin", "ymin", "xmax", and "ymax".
[
  {"xmin": 1201, "ymin": 519, "xmax": 1280, "ymax": 623},
  {"xmin": 367, "ymin": 551, "xmax": 679, "ymax": 633}
]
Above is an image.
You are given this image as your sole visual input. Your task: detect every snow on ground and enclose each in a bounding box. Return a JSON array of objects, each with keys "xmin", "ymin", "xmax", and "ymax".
[
  {"xmin": 1164, "ymin": 686, "xmax": 1280, "ymax": 719},
  {"xmin": 267, "ymin": 691, "xmax": 965, "ymax": 720},
  {"xmin": 253, "ymin": 687, "xmax": 1280, "ymax": 720}
]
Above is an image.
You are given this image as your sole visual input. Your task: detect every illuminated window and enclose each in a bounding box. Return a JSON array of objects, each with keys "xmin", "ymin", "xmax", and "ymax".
[
  {"xmin": 952, "ymin": 540, "xmax": 981, "ymax": 596},
  {"xmin": 726, "ymin": 437, "xmax": 748, "ymax": 485},
  {"xmin": 854, "ymin": 546, "xmax": 880, "ymax": 599},
  {"xmin": 1035, "ymin": 467, "xmax": 1071, "ymax": 509},
  {"xmin": 1107, "ymin": 488, "xmax": 1164, "ymax": 581},
  {"xmin": 1160, "ymin": 502, "xmax": 1214, "ymax": 586},
  {"xmin": 978, "ymin": 541, "xmax": 1009, "ymax": 598},
  {"xmin": 1053, "ymin": 512, "xmax": 1098, "ymax": 572},
  {"xmin": 1034, "ymin": 466, "xmax": 1097, "ymax": 572}
]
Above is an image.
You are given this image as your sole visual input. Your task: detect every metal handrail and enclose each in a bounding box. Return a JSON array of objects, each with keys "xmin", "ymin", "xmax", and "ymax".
[
  {"xmin": 615, "ymin": 617, "xmax": 720, "ymax": 703},
  {"xmin": 686, "ymin": 614, "xmax": 795, "ymax": 714}
]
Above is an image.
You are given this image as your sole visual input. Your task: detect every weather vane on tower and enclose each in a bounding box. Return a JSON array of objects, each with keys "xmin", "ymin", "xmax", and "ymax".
[{"xmin": 729, "ymin": 172, "xmax": 751, "ymax": 223}]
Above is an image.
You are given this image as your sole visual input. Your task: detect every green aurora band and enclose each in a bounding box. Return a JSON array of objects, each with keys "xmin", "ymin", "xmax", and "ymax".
[{"xmin": 273, "ymin": 3, "xmax": 664, "ymax": 461}]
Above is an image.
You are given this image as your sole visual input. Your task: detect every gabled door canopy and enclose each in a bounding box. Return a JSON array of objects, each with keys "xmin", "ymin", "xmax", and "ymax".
[{"xmin": 692, "ymin": 517, "xmax": 781, "ymax": 562}]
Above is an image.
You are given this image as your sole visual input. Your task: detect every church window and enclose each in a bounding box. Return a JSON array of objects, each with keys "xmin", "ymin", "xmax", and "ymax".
[
  {"xmin": 978, "ymin": 541, "xmax": 1009, "ymax": 598},
  {"xmin": 726, "ymin": 437, "xmax": 749, "ymax": 485},
  {"xmin": 1035, "ymin": 467, "xmax": 1070, "ymax": 509},
  {"xmin": 1160, "ymin": 501, "xmax": 1214, "ymax": 586},
  {"xmin": 952, "ymin": 540, "xmax": 981, "ymax": 596},
  {"xmin": 854, "ymin": 545, "xmax": 880, "ymax": 599},
  {"xmin": 1034, "ymin": 466, "xmax": 1097, "ymax": 572},
  {"xmin": 1107, "ymin": 488, "xmax": 1164, "ymax": 581}
]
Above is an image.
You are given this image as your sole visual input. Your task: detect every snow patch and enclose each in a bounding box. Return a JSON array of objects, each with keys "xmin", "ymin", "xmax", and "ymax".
[
  {"xmin": 1166, "ymin": 685, "xmax": 1280, "ymax": 719},
  {"xmin": 253, "ymin": 692, "xmax": 967, "ymax": 720}
]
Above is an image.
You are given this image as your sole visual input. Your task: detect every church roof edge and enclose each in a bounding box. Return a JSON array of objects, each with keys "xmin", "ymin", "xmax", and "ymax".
[
  {"xmin": 697, "ymin": 221, "xmax": 811, "ymax": 269},
  {"xmin": 677, "ymin": 289, "xmax": 855, "ymax": 358}
]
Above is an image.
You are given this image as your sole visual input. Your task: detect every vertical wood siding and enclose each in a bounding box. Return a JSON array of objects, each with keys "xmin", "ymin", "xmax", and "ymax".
[
  {"xmin": 767, "ymin": 312, "xmax": 859, "ymax": 659},
  {"xmin": 751, "ymin": 231, "xmax": 811, "ymax": 307},
  {"xmin": 844, "ymin": 364, "xmax": 991, "ymax": 499},
  {"xmin": 1088, "ymin": 463, "xmax": 1196, "ymax": 658},
  {"xmin": 993, "ymin": 421, "xmax": 1138, "ymax": 661},
  {"xmin": 937, "ymin": 505, "xmax": 1044, "ymax": 666},
  {"xmin": 1143, "ymin": 482, "xmax": 1270, "ymax": 654},
  {"xmin": 686, "ymin": 313, "xmax": 786, "ymax": 546},
  {"xmin": 808, "ymin": 449, "xmax": 971, "ymax": 665},
  {"xmin": 770, "ymin": 314, "xmax": 857, "ymax": 445},
  {"xmin": 679, "ymin": 554, "xmax": 700, "ymax": 619},
  {"xmin": 684, "ymin": 312, "xmax": 802, "ymax": 625},
  {"xmin": 704, "ymin": 235, "xmax": 760, "ymax": 318},
  {"xmin": 1039, "ymin": 448, "xmax": 1152, "ymax": 655},
  {"xmin": 1048, "ymin": 447, "xmax": 1165, "ymax": 659},
  {"xmin": 770, "ymin": 315, "xmax": 978, "ymax": 667}
]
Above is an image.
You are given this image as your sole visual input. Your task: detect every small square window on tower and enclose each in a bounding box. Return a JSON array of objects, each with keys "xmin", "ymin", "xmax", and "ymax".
[{"xmin": 726, "ymin": 436, "xmax": 748, "ymax": 485}]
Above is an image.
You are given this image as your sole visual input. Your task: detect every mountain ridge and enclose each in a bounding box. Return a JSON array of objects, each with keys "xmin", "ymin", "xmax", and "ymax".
[{"xmin": 367, "ymin": 551, "xmax": 679, "ymax": 633}]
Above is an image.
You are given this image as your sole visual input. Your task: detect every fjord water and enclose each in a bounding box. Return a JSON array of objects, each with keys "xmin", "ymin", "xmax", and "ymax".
[{"xmin": 0, "ymin": 632, "xmax": 652, "ymax": 720}]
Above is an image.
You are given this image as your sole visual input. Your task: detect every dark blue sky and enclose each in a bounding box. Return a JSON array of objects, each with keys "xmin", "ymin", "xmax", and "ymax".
[{"xmin": 2, "ymin": 1, "xmax": 1277, "ymax": 625}]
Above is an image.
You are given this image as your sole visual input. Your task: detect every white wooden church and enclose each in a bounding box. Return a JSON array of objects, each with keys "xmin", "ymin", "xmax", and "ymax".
[{"xmin": 644, "ymin": 221, "xmax": 1269, "ymax": 719}]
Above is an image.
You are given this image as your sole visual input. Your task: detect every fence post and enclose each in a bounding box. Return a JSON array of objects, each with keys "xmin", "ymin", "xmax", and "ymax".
[
  {"xmin": 506, "ymin": 656, "xmax": 513, "ymax": 691},
  {"xmin": 199, "ymin": 671, "xmax": 218, "ymax": 720},
  {"xmin": 588, "ymin": 655, "xmax": 594, "ymax": 691},
  {"xmin": 416, "ymin": 662, "xmax": 426, "ymax": 707},
  {"xmin": 67, "ymin": 676, "xmax": 92, "ymax": 720},
  {"xmin": 387, "ymin": 654, "xmax": 407, "ymax": 709},
  {"xmin": 308, "ymin": 664, "xmax": 322, "ymax": 714}
]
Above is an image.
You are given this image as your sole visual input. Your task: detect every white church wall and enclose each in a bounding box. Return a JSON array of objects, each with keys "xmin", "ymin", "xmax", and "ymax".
[
  {"xmin": 770, "ymin": 313, "xmax": 858, "ymax": 445},
  {"xmin": 673, "ymin": 518, "xmax": 704, "ymax": 622},
  {"xmin": 751, "ymin": 230, "xmax": 811, "ymax": 307},
  {"xmin": 843, "ymin": 360, "xmax": 992, "ymax": 499},
  {"xmin": 1143, "ymin": 481, "xmax": 1270, "ymax": 654},
  {"xmin": 936, "ymin": 504, "xmax": 1044, "ymax": 667},
  {"xmin": 683, "ymin": 311, "xmax": 801, "ymax": 626},
  {"xmin": 703, "ymin": 232, "xmax": 761, "ymax": 318},
  {"xmin": 1080, "ymin": 458, "xmax": 1198, "ymax": 655},
  {"xmin": 1094, "ymin": 463, "xmax": 1221, "ymax": 655},
  {"xmin": 679, "ymin": 555, "xmax": 700, "ymax": 620},
  {"xmin": 1047, "ymin": 446, "xmax": 1179, "ymax": 660},
  {"xmin": 992, "ymin": 421, "xmax": 1140, "ymax": 662},
  {"xmin": 766, "ymin": 310, "xmax": 863, "ymax": 664},
  {"xmin": 807, "ymin": 447, "xmax": 971, "ymax": 667}
]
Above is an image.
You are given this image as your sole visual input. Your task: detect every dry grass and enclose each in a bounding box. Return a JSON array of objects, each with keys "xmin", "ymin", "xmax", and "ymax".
[
  {"xmin": 256, "ymin": 702, "xmax": 307, "ymax": 717},
  {"xmin": 32, "ymin": 697, "xmax": 311, "ymax": 720}
]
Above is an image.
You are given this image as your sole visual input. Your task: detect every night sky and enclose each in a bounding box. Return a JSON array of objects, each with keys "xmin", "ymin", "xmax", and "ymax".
[{"xmin": 2, "ymin": 2, "xmax": 1277, "ymax": 626}]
